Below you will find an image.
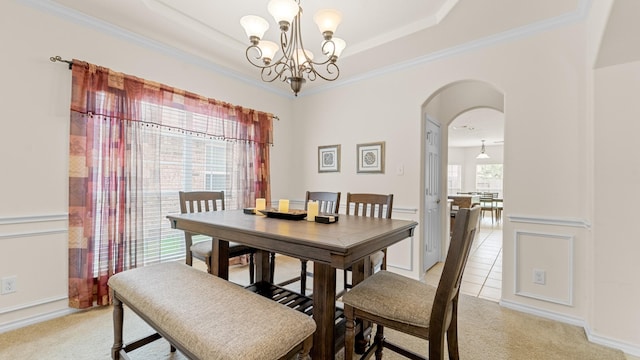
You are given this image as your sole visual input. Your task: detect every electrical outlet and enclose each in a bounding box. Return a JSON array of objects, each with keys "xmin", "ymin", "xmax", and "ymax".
[
  {"xmin": 533, "ymin": 269, "xmax": 546, "ymax": 285},
  {"xmin": 1, "ymin": 276, "xmax": 17, "ymax": 294}
]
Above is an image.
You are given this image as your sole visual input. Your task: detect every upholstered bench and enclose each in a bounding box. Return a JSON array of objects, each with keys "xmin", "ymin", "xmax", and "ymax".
[{"xmin": 107, "ymin": 261, "xmax": 316, "ymax": 360}]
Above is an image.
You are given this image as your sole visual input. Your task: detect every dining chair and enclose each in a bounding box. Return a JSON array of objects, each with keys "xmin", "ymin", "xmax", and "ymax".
[
  {"xmin": 178, "ymin": 191, "xmax": 257, "ymax": 283},
  {"xmin": 479, "ymin": 192, "xmax": 495, "ymax": 224},
  {"xmin": 494, "ymin": 196, "xmax": 503, "ymax": 222},
  {"xmin": 338, "ymin": 192, "xmax": 393, "ymax": 299},
  {"xmin": 342, "ymin": 206, "xmax": 481, "ymax": 360},
  {"xmin": 275, "ymin": 191, "xmax": 341, "ymax": 295}
]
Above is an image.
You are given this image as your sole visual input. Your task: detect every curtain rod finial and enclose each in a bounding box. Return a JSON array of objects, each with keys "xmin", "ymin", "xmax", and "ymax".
[{"xmin": 50, "ymin": 56, "xmax": 73, "ymax": 69}]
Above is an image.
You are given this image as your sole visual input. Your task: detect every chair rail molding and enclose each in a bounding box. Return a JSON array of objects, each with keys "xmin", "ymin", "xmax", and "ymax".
[
  {"xmin": 507, "ymin": 214, "xmax": 591, "ymax": 229},
  {"xmin": 0, "ymin": 213, "xmax": 68, "ymax": 240},
  {"xmin": 289, "ymin": 200, "xmax": 417, "ymax": 215},
  {"xmin": 0, "ymin": 213, "xmax": 67, "ymax": 225}
]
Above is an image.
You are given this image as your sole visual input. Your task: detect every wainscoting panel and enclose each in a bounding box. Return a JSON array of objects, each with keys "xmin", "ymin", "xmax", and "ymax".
[
  {"xmin": 0, "ymin": 213, "xmax": 69, "ymax": 331},
  {"xmin": 514, "ymin": 230, "xmax": 574, "ymax": 306},
  {"xmin": 387, "ymin": 236, "xmax": 413, "ymax": 271}
]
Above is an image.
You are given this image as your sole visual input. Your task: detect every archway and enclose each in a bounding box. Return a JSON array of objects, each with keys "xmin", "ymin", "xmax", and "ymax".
[{"xmin": 420, "ymin": 80, "xmax": 505, "ymax": 274}]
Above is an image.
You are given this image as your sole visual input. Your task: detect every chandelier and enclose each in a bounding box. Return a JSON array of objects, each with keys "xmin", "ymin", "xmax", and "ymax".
[{"xmin": 240, "ymin": 0, "xmax": 346, "ymax": 96}]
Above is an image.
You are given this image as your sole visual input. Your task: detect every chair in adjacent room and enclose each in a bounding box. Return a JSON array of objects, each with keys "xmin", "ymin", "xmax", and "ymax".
[
  {"xmin": 275, "ymin": 191, "xmax": 341, "ymax": 295},
  {"xmin": 179, "ymin": 191, "xmax": 257, "ymax": 283},
  {"xmin": 342, "ymin": 206, "xmax": 481, "ymax": 360},
  {"xmin": 479, "ymin": 192, "xmax": 496, "ymax": 224},
  {"xmin": 494, "ymin": 196, "xmax": 503, "ymax": 222},
  {"xmin": 338, "ymin": 192, "xmax": 393, "ymax": 299}
]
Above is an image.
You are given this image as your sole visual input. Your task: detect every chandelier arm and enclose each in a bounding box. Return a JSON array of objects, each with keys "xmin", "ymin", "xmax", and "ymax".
[
  {"xmin": 310, "ymin": 62, "xmax": 340, "ymax": 81},
  {"xmin": 245, "ymin": 45, "xmax": 266, "ymax": 68},
  {"xmin": 320, "ymin": 39, "xmax": 337, "ymax": 60},
  {"xmin": 291, "ymin": 15, "xmax": 339, "ymax": 82},
  {"xmin": 290, "ymin": 11, "xmax": 304, "ymax": 78},
  {"xmin": 280, "ymin": 27, "xmax": 291, "ymax": 60},
  {"xmin": 259, "ymin": 67, "xmax": 280, "ymax": 83},
  {"xmin": 245, "ymin": 44, "xmax": 295, "ymax": 78}
]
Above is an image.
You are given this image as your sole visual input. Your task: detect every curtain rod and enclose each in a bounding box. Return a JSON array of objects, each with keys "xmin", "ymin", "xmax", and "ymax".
[
  {"xmin": 48, "ymin": 55, "xmax": 279, "ymax": 121},
  {"xmin": 49, "ymin": 55, "xmax": 73, "ymax": 69}
]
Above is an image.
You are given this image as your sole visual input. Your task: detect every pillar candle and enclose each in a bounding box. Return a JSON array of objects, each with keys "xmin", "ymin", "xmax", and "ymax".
[
  {"xmin": 278, "ymin": 199, "xmax": 290, "ymax": 213},
  {"xmin": 307, "ymin": 201, "xmax": 319, "ymax": 221},
  {"xmin": 255, "ymin": 198, "xmax": 266, "ymax": 211}
]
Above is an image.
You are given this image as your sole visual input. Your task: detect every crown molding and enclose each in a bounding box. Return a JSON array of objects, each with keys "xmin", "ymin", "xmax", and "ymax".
[
  {"xmin": 21, "ymin": 0, "xmax": 591, "ymax": 99},
  {"xmin": 303, "ymin": 0, "xmax": 592, "ymax": 97}
]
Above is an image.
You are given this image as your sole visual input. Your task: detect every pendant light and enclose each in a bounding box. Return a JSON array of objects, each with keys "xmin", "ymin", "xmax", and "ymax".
[{"xmin": 476, "ymin": 140, "xmax": 490, "ymax": 159}]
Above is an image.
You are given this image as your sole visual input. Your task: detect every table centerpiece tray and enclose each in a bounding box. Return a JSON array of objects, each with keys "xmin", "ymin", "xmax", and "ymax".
[{"xmin": 258, "ymin": 208, "xmax": 307, "ymax": 220}]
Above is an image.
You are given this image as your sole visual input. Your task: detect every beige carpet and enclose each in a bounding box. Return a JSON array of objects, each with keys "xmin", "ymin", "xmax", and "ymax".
[
  {"xmin": 0, "ymin": 294, "xmax": 625, "ymax": 360},
  {"xmin": 0, "ymin": 257, "xmax": 629, "ymax": 359}
]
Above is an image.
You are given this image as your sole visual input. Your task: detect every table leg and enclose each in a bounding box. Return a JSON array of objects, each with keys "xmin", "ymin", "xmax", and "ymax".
[
  {"xmin": 350, "ymin": 258, "xmax": 372, "ymax": 354},
  {"xmin": 211, "ymin": 238, "xmax": 229, "ymax": 280},
  {"xmin": 312, "ymin": 262, "xmax": 336, "ymax": 360},
  {"xmin": 254, "ymin": 249, "xmax": 271, "ymax": 283}
]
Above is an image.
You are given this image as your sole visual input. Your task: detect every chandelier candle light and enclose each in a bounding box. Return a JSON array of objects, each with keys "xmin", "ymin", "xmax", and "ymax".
[{"xmin": 240, "ymin": 0, "xmax": 346, "ymax": 96}]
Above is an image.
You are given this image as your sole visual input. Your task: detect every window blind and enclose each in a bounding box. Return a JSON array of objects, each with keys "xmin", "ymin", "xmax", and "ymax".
[{"xmin": 93, "ymin": 103, "xmax": 232, "ymax": 274}]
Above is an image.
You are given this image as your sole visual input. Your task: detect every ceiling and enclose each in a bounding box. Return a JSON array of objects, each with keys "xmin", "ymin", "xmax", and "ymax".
[
  {"xmin": 449, "ymin": 108, "xmax": 504, "ymax": 148},
  {"xmin": 44, "ymin": 0, "xmax": 586, "ymax": 147}
]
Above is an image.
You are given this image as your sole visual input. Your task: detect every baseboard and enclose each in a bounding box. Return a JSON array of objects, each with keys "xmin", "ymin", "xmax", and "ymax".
[
  {"xmin": 585, "ymin": 324, "xmax": 640, "ymax": 357},
  {"xmin": 500, "ymin": 299, "xmax": 640, "ymax": 357},
  {"xmin": 0, "ymin": 307, "xmax": 78, "ymax": 334},
  {"xmin": 500, "ymin": 298, "xmax": 585, "ymax": 326}
]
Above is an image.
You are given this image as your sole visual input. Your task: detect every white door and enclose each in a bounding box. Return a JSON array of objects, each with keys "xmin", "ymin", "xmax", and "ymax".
[{"xmin": 423, "ymin": 117, "xmax": 441, "ymax": 272}]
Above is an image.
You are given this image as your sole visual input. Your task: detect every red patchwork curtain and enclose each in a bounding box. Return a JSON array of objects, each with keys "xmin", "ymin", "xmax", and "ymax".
[{"xmin": 67, "ymin": 60, "xmax": 273, "ymax": 309}]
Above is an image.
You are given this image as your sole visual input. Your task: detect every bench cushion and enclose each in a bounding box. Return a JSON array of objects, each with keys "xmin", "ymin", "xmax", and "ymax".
[{"xmin": 108, "ymin": 261, "xmax": 316, "ymax": 359}]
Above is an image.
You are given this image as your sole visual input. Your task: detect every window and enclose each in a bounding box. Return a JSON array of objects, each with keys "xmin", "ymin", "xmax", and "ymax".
[
  {"xmin": 68, "ymin": 60, "xmax": 273, "ymax": 308},
  {"xmin": 475, "ymin": 164, "xmax": 503, "ymax": 196},
  {"xmin": 448, "ymin": 164, "xmax": 462, "ymax": 195},
  {"xmin": 92, "ymin": 103, "xmax": 232, "ymax": 275},
  {"xmin": 205, "ymin": 143, "xmax": 226, "ymax": 191}
]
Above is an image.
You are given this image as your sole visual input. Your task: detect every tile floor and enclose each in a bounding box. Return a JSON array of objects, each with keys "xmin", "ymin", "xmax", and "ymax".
[{"xmin": 424, "ymin": 216, "xmax": 503, "ymax": 302}]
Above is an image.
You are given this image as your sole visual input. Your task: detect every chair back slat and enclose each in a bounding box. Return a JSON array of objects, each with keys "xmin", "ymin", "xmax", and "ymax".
[
  {"xmin": 179, "ymin": 191, "xmax": 225, "ymax": 214},
  {"xmin": 305, "ymin": 191, "xmax": 341, "ymax": 213},
  {"xmin": 345, "ymin": 193, "xmax": 393, "ymax": 219}
]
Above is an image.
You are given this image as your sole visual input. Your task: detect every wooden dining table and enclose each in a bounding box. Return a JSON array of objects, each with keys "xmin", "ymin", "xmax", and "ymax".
[{"xmin": 167, "ymin": 209, "xmax": 417, "ymax": 359}]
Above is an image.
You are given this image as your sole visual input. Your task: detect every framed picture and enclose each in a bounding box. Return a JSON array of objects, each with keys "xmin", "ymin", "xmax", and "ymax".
[
  {"xmin": 318, "ymin": 144, "xmax": 341, "ymax": 173},
  {"xmin": 357, "ymin": 142, "xmax": 385, "ymax": 173}
]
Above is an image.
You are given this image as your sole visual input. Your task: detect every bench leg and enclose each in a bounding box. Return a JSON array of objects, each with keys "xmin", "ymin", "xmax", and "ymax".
[
  {"xmin": 112, "ymin": 295, "xmax": 124, "ymax": 360},
  {"xmin": 299, "ymin": 336, "xmax": 313, "ymax": 360}
]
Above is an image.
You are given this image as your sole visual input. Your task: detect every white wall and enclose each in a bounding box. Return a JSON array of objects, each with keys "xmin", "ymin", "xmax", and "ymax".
[
  {"xmin": 287, "ymin": 17, "xmax": 589, "ymax": 297},
  {"xmin": 0, "ymin": 0, "xmax": 293, "ymax": 329},
  {"xmin": 274, "ymin": 9, "xmax": 639, "ymax": 355},
  {"xmin": 592, "ymin": 60, "xmax": 640, "ymax": 350}
]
